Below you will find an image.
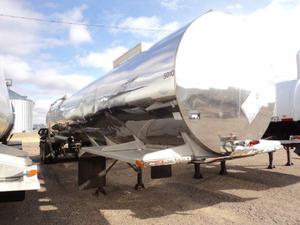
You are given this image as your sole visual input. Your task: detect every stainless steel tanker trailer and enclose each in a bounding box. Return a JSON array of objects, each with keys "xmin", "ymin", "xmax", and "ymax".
[
  {"xmin": 39, "ymin": 11, "xmax": 286, "ymax": 193},
  {"xmin": 0, "ymin": 79, "xmax": 14, "ymax": 144},
  {"xmin": 0, "ymin": 74, "xmax": 40, "ymax": 201}
]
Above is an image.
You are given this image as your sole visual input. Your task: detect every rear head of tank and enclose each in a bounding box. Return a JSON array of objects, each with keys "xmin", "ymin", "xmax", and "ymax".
[{"xmin": 174, "ymin": 12, "xmax": 276, "ymax": 153}]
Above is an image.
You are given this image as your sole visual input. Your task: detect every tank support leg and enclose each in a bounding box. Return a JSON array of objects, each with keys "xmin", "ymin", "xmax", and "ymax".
[
  {"xmin": 78, "ymin": 154, "xmax": 107, "ymax": 196},
  {"xmin": 193, "ymin": 163, "xmax": 203, "ymax": 179},
  {"xmin": 135, "ymin": 168, "xmax": 145, "ymax": 190},
  {"xmin": 94, "ymin": 160, "xmax": 118, "ymax": 196},
  {"xmin": 94, "ymin": 186, "xmax": 107, "ymax": 196},
  {"xmin": 219, "ymin": 160, "xmax": 228, "ymax": 175},
  {"xmin": 127, "ymin": 163, "xmax": 145, "ymax": 190},
  {"xmin": 267, "ymin": 152, "xmax": 275, "ymax": 169},
  {"xmin": 284, "ymin": 146, "xmax": 293, "ymax": 166}
]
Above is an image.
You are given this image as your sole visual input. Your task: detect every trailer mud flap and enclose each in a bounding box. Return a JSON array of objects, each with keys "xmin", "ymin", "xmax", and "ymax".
[
  {"xmin": 151, "ymin": 165, "xmax": 172, "ymax": 179},
  {"xmin": 78, "ymin": 153, "xmax": 106, "ymax": 190}
]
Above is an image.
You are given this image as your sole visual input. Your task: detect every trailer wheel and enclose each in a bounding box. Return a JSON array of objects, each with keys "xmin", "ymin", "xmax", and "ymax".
[
  {"xmin": 54, "ymin": 151, "xmax": 59, "ymax": 162},
  {"xmin": 74, "ymin": 150, "xmax": 79, "ymax": 160},
  {"xmin": 38, "ymin": 128, "xmax": 49, "ymax": 136}
]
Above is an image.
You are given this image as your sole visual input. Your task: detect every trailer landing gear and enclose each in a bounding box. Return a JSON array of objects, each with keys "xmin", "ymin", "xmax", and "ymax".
[
  {"xmin": 219, "ymin": 160, "xmax": 228, "ymax": 175},
  {"xmin": 135, "ymin": 169, "xmax": 145, "ymax": 190},
  {"xmin": 267, "ymin": 147, "xmax": 294, "ymax": 169},
  {"xmin": 267, "ymin": 152, "xmax": 275, "ymax": 169},
  {"xmin": 127, "ymin": 163, "xmax": 145, "ymax": 190},
  {"xmin": 94, "ymin": 186, "xmax": 107, "ymax": 196},
  {"xmin": 193, "ymin": 163, "xmax": 203, "ymax": 179},
  {"xmin": 284, "ymin": 146, "xmax": 294, "ymax": 166},
  {"xmin": 78, "ymin": 155, "xmax": 107, "ymax": 196}
]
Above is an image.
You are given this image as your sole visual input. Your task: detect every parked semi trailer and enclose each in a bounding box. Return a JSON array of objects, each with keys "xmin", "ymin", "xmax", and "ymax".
[
  {"xmin": 263, "ymin": 51, "xmax": 300, "ymax": 166},
  {"xmin": 40, "ymin": 11, "xmax": 287, "ymax": 193},
  {"xmin": 0, "ymin": 74, "xmax": 40, "ymax": 201}
]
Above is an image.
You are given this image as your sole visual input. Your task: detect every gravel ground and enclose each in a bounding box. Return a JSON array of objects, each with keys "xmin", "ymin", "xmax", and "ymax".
[{"xmin": 1, "ymin": 138, "xmax": 300, "ymax": 225}]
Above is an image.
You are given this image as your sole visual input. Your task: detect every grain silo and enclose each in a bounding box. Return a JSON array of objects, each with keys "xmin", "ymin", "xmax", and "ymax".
[{"xmin": 8, "ymin": 89, "xmax": 34, "ymax": 133}]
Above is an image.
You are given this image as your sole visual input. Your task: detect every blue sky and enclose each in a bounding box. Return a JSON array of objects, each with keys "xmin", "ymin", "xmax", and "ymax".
[{"xmin": 0, "ymin": 0, "xmax": 299, "ymax": 123}]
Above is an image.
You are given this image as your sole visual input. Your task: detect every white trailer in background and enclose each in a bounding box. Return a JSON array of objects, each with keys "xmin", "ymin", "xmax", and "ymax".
[
  {"xmin": 0, "ymin": 74, "xmax": 40, "ymax": 201},
  {"xmin": 274, "ymin": 51, "xmax": 300, "ymax": 122},
  {"xmin": 0, "ymin": 145, "xmax": 40, "ymax": 201},
  {"xmin": 263, "ymin": 51, "xmax": 300, "ymax": 166}
]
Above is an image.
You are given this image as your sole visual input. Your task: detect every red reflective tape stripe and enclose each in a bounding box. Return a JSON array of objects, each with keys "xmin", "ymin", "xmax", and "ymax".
[{"xmin": 281, "ymin": 118, "xmax": 293, "ymax": 122}]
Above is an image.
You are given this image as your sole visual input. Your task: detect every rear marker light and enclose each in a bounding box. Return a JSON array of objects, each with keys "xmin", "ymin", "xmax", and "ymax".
[
  {"xmin": 26, "ymin": 170, "xmax": 39, "ymax": 177},
  {"xmin": 249, "ymin": 140, "xmax": 260, "ymax": 146},
  {"xmin": 281, "ymin": 117, "xmax": 293, "ymax": 122},
  {"xmin": 135, "ymin": 160, "xmax": 144, "ymax": 168}
]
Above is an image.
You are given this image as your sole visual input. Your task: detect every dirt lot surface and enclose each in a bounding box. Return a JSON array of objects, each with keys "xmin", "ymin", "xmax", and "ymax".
[{"xmin": 1, "ymin": 132, "xmax": 300, "ymax": 225}]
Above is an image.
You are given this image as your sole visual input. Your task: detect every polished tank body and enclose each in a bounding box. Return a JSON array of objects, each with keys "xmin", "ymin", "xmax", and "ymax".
[
  {"xmin": 47, "ymin": 12, "xmax": 277, "ymax": 154},
  {"xmin": 0, "ymin": 74, "xmax": 14, "ymax": 141}
]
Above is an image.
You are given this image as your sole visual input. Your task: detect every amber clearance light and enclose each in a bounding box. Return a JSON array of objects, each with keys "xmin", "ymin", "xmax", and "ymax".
[
  {"xmin": 26, "ymin": 169, "xmax": 39, "ymax": 177},
  {"xmin": 135, "ymin": 160, "xmax": 144, "ymax": 168}
]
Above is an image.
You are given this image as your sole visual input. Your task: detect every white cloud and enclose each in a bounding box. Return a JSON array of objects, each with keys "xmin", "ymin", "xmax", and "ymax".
[
  {"xmin": 114, "ymin": 16, "xmax": 180, "ymax": 41},
  {"xmin": 1, "ymin": 56, "xmax": 94, "ymax": 95},
  {"xmin": 0, "ymin": 55, "xmax": 32, "ymax": 81},
  {"xmin": 80, "ymin": 46, "xmax": 128, "ymax": 71},
  {"xmin": 160, "ymin": 0, "xmax": 185, "ymax": 10},
  {"xmin": 33, "ymin": 99, "xmax": 55, "ymax": 124},
  {"xmin": 117, "ymin": 16, "xmax": 160, "ymax": 38},
  {"xmin": 69, "ymin": 26, "xmax": 92, "ymax": 44},
  {"xmin": 244, "ymin": 0, "xmax": 300, "ymax": 80},
  {"xmin": 160, "ymin": 21, "xmax": 181, "ymax": 36},
  {"xmin": 0, "ymin": 2, "xmax": 94, "ymax": 124},
  {"xmin": 0, "ymin": 0, "xmax": 65, "ymax": 56},
  {"xmin": 226, "ymin": 3, "xmax": 243, "ymax": 10},
  {"xmin": 0, "ymin": 0, "xmax": 44, "ymax": 55},
  {"xmin": 34, "ymin": 69, "xmax": 94, "ymax": 94},
  {"xmin": 80, "ymin": 42, "xmax": 156, "ymax": 71},
  {"xmin": 60, "ymin": 5, "xmax": 86, "ymax": 21},
  {"xmin": 55, "ymin": 5, "xmax": 92, "ymax": 45},
  {"xmin": 273, "ymin": 0, "xmax": 299, "ymax": 6},
  {"xmin": 34, "ymin": 99, "xmax": 55, "ymax": 111},
  {"xmin": 1, "ymin": 55, "xmax": 95, "ymax": 123}
]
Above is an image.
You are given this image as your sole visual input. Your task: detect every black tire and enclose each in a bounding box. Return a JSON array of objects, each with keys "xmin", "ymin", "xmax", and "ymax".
[
  {"xmin": 0, "ymin": 191, "xmax": 25, "ymax": 202},
  {"xmin": 40, "ymin": 141, "xmax": 54, "ymax": 164},
  {"xmin": 74, "ymin": 149, "xmax": 79, "ymax": 160},
  {"xmin": 54, "ymin": 152, "xmax": 59, "ymax": 162},
  {"xmin": 38, "ymin": 128, "xmax": 49, "ymax": 137}
]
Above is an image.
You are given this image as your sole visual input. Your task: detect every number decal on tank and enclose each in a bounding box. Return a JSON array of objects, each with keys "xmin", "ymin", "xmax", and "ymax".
[{"xmin": 163, "ymin": 70, "xmax": 175, "ymax": 79}]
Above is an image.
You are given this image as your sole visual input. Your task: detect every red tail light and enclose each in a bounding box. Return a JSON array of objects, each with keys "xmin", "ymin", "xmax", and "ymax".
[
  {"xmin": 281, "ymin": 117, "xmax": 293, "ymax": 122},
  {"xmin": 249, "ymin": 140, "xmax": 260, "ymax": 146}
]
